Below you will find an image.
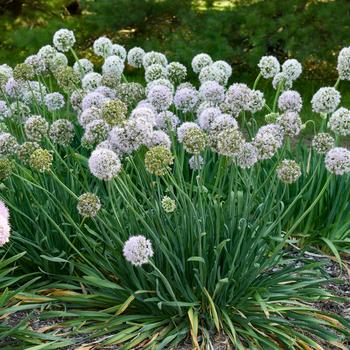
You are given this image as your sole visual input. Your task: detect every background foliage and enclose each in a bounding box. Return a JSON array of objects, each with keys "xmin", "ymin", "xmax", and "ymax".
[{"xmin": 1, "ymin": 0, "xmax": 350, "ymax": 81}]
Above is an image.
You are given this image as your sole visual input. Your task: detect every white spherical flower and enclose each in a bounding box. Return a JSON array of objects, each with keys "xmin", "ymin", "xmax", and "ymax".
[
  {"xmin": 282, "ymin": 59, "xmax": 302, "ymax": 81},
  {"xmin": 253, "ymin": 124, "xmax": 284, "ymax": 160},
  {"xmin": 328, "ymin": 107, "xmax": 350, "ymax": 136},
  {"xmin": 49, "ymin": 52, "xmax": 68, "ymax": 71},
  {"xmin": 88, "ymin": 148, "xmax": 122, "ymax": 180},
  {"xmin": 198, "ymin": 107, "xmax": 222, "ymax": 130},
  {"xmin": 0, "ymin": 101, "xmax": 10, "ymax": 120},
  {"xmin": 216, "ymin": 127, "xmax": 245, "ymax": 157},
  {"xmin": 147, "ymin": 85, "xmax": 173, "ymax": 112},
  {"xmin": 174, "ymin": 87, "xmax": 199, "ymax": 113},
  {"xmin": 192, "ymin": 53, "xmax": 213, "ymax": 74},
  {"xmin": 81, "ymin": 92, "xmax": 108, "ymax": 110},
  {"xmin": 199, "ymin": 65, "xmax": 227, "ymax": 85},
  {"xmin": 145, "ymin": 64, "xmax": 166, "ymax": 83},
  {"xmin": 37, "ymin": 45, "xmax": 57, "ymax": 67},
  {"xmin": 337, "ymin": 47, "xmax": 350, "ymax": 80},
  {"xmin": 53, "ymin": 28, "xmax": 75, "ymax": 52},
  {"xmin": 127, "ymin": 47, "xmax": 145, "ymax": 68},
  {"xmin": 189, "ymin": 155, "xmax": 204, "ymax": 170},
  {"xmin": 93, "ymin": 37, "xmax": 113, "ymax": 57},
  {"xmin": 24, "ymin": 115, "xmax": 49, "ymax": 142},
  {"xmin": 177, "ymin": 122, "xmax": 200, "ymax": 142},
  {"xmin": 110, "ymin": 44, "xmax": 127, "ymax": 61},
  {"xmin": 25, "ymin": 55, "xmax": 46, "ymax": 75},
  {"xmin": 95, "ymin": 86, "xmax": 116, "ymax": 99},
  {"xmin": 146, "ymin": 130, "xmax": 171, "ymax": 149},
  {"xmin": 83, "ymin": 119, "xmax": 110, "ymax": 146},
  {"xmin": 155, "ymin": 111, "xmax": 180, "ymax": 130},
  {"xmin": 49, "ymin": 119, "xmax": 75, "ymax": 146},
  {"xmin": 212, "ymin": 60, "xmax": 232, "ymax": 79},
  {"xmin": 276, "ymin": 159, "xmax": 302, "ymax": 184},
  {"xmin": 0, "ymin": 133, "xmax": 18, "ymax": 158},
  {"xmin": 272, "ymin": 72, "xmax": 293, "ymax": 91},
  {"xmin": 0, "ymin": 64, "xmax": 13, "ymax": 86},
  {"xmin": 0, "ymin": 211, "xmax": 11, "ymax": 247},
  {"xmin": 311, "ymin": 87, "xmax": 341, "ymax": 114},
  {"xmin": 166, "ymin": 62, "xmax": 187, "ymax": 84},
  {"xmin": 278, "ymin": 90, "xmax": 302, "ymax": 113},
  {"xmin": 277, "ymin": 111, "xmax": 302, "ymax": 137},
  {"xmin": 82, "ymin": 72, "xmax": 103, "ymax": 91},
  {"xmin": 199, "ymin": 81, "xmax": 225, "ymax": 104},
  {"xmin": 236, "ymin": 142, "xmax": 258, "ymax": 169},
  {"xmin": 131, "ymin": 106, "xmax": 156, "ymax": 126},
  {"xmin": 142, "ymin": 51, "xmax": 168, "ymax": 68},
  {"xmin": 5, "ymin": 78, "xmax": 23, "ymax": 98},
  {"xmin": 224, "ymin": 83, "xmax": 251, "ymax": 115},
  {"xmin": 247, "ymin": 90, "xmax": 265, "ymax": 113},
  {"xmin": 45, "ymin": 92, "xmax": 65, "ymax": 112},
  {"xmin": 123, "ymin": 235, "xmax": 154, "ymax": 266},
  {"xmin": 312, "ymin": 133, "xmax": 335, "ymax": 154},
  {"xmin": 258, "ymin": 56, "xmax": 280, "ymax": 79},
  {"xmin": 210, "ymin": 113, "xmax": 238, "ymax": 133},
  {"xmin": 146, "ymin": 79, "xmax": 174, "ymax": 95},
  {"xmin": 79, "ymin": 107, "xmax": 102, "ymax": 128},
  {"xmin": 325, "ymin": 147, "xmax": 350, "ymax": 175},
  {"xmin": 102, "ymin": 55, "xmax": 124, "ymax": 78},
  {"xmin": 73, "ymin": 58, "xmax": 94, "ymax": 77}
]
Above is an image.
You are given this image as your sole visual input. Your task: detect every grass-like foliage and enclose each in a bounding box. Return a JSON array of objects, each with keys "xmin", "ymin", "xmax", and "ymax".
[{"xmin": 0, "ymin": 30, "xmax": 350, "ymax": 348}]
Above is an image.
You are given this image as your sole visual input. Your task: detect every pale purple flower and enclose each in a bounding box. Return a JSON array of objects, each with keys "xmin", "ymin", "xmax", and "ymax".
[
  {"xmin": 147, "ymin": 85, "xmax": 173, "ymax": 112},
  {"xmin": 123, "ymin": 235, "xmax": 154, "ymax": 266},
  {"xmin": 325, "ymin": 147, "xmax": 350, "ymax": 175},
  {"xmin": 192, "ymin": 53, "xmax": 213, "ymax": 74},
  {"xmin": 198, "ymin": 107, "xmax": 222, "ymax": 130},
  {"xmin": 311, "ymin": 87, "xmax": 341, "ymax": 114},
  {"xmin": 45, "ymin": 92, "xmax": 65, "ymax": 111},
  {"xmin": 174, "ymin": 87, "xmax": 199, "ymax": 113},
  {"xmin": 278, "ymin": 90, "xmax": 302, "ymax": 113},
  {"xmin": 258, "ymin": 56, "xmax": 280, "ymax": 79},
  {"xmin": 199, "ymin": 81, "xmax": 225, "ymax": 104},
  {"xmin": 88, "ymin": 148, "xmax": 122, "ymax": 180},
  {"xmin": 177, "ymin": 122, "xmax": 201, "ymax": 142}
]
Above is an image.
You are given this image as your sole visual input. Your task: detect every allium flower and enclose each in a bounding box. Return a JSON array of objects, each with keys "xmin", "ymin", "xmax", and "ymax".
[
  {"xmin": 82, "ymin": 119, "xmax": 110, "ymax": 147},
  {"xmin": 246, "ymin": 90, "xmax": 265, "ymax": 113},
  {"xmin": 144, "ymin": 146, "xmax": 174, "ymax": 176},
  {"xmin": 115, "ymin": 82, "xmax": 145, "ymax": 106},
  {"xmin": 224, "ymin": 83, "xmax": 251, "ymax": 115},
  {"xmin": 53, "ymin": 29, "xmax": 75, "ymax": 52},
  {"xmin": 110, "ymin": 44, "xmax": 127, "ymax": 61},
  {"xmin": 166, "ymin": 62, "xmax": 187, "ymax": 84},
  {"xmin": 258, "ymin": 56, "xmax": 280, "ymax": 79},
  {"xmin": 146, "ymin": 130, "xmax": 171, "ymax": 149},
  {"xmin": 73, "ymin": 58, "xmax": 94, "ymax": 77},
  {"xmin": 253, "ymin": 124, "xmax": 284, "ymax": 160},
  {"xmin": 199, "ymin": 81, "xmax": 225, "ymax": 104},
  {"xmin": 102, "ymin": 55, "xmax": 124, "ymax": 78},
  {"xmin": 212, "ymin": 60, "xmax": 232, "ymax": 79},
  {"xmin": 54, "ymin": 66, "xmax": 80, "ymax": 93},
  {"xmin": 123, "ymin": 235, "xmax": 154, "ymax": 266},
  {"xmin": 9, "ymin": 102, "xmax": 31, "ymax": 121},
  {"xmin": 79, "ymin": 107, "xmax": 102, "ymax": 128},
  {"xmin": 337, "ymin": 47, "xmax": 350, "ymax": 80},
  {"xmin": 311, "ymin": 87, "xmax": 341, "ymax": 114},
  {"xmin": 0, "ymin": 201, "xmax": 10, "ymax": 246},
  {"xmin": 312, "ymin": 133, "xmax": 335, "ymax": 154},
  {"xmin": 81, "ymin": 92, "xmax": 108, "ymax": 110},
  {"xmin": 93, "ymin": 37, "xmax": 113, "ymax": 57},
  {"xmin": 127, "ymin": 47, "xmax": 145, "ymax": 68},
  {"xmin": 142, "ymin": 51, "xmax": 168, "ymax": 68},
  {"xmin": 277, "ymin": 111, "xmax": 302, "ymax": 137},
  {"xmin": 276, "ymin": 160, "xmax": 302, "ymax": 184},
  {"xmin": 217, "ymin": 127, "xmax": 245, "ymax": 157},
  {"xmin": 192, "ymin": 53, "xmax": 213, "ymax": 73},
  {"xmin": 325, "ymin": 147, "xmax": 350, "ymax": 175},
  {"xmin": 0, "ymin": 133, "xmax": 17, "ymax": 158},
  {"xmin": 236, "ymin": 142, "xmax": 258, "ymax": 169},
  {"xmin": 82, "ymin": 72, "xmax": 103, "ymax": 92},
  {"xmin": 37, "ymin": 45, "xmax": 57, "ymax": 67},
  {"xmin": 131, "ymin": 106, "xmax": 156, "ymax": 125},
  {"xmin": 209, "ymin": 113, "xmax": 238, "ymax": 133},
  {"xmin": 147, "ymin": 85, "xmax": 173, "ymax": 112},
  {"xmin": 161, "ymin": 196, "xmax": 176, "ymax": 213},
  {"xmin": 88, "ymin": 148, "xmax": 122, "ymax": 180},
  {"xmin": 278, "ymin": 90, "xmax": 302, "ymax": 113},
  {"xmin": 199, "ymin": 65, "xmax": 227, "ymax": 85},
  {"xmin": 77, "ymin": 193, "xmax": 101, "ymax": 218},
  {"xmin": 13, "ymin": 63, "xmax": 35, "ymax": 81},
  {"xmin": 145, "ymin": 64, "xmax": 167, "ymax": 83},
  {"xmin": 146, "ymin": 79, "xmax": 174, "ymax": 95},
  {"xmin": 0, "ymin": 158, "xmax": 14, "ymax": 181},
  {"xmin": 49, "ymin": 119, "xmax": 75, "ymax": 146},
  {"xmin": 328, "ymin": 107, "xmax": 350, "ymax": 136},
  {"xmin": 155, "ymin": 111, "xmax": 180, "ymax": 130},
  {"xmin": 272, "ymin": 72, "xmax": 293, "ymax": 91},
  {"xmin": 5, "ymin": 78, "xmax": 23, "ymax": 98},
  {"xmin": 45, "ymin": 92, "xmax": 65, "ymax": 112},
  {"xmin": 174, "ymin": 87, "xmax": 199, "ymax": 113},
  {"xmin": 101, "ymin": 74, "xmax": 120, "ymax": 89},
  {"xmin": 101, "ymin": 99, "xmax": 127, "ymax": 126},
  {"xmin": 25, "ymin": 54, "xmax": 46, "ymax": 75},
  {"xmin": 177, "ymin": 122, "xmax": 201, "ymax": 142},
  {"xmin": 29, "ymin": 148, "xmax": 53, "ymax": 172},
  {"xmin": 189, "ymin": 155, "xmax": 204, "ymax": 170},
  {"xmin": 24, "ymin": 115, "xmax": 49, "ymax": 142},
  {"xmin": 0, "ymin": 101, "xmax": 10, "ymax": 120},
  {"xmin": 198, "ymin": 107, "xmax": 222, "ymax": 130},
  {"xmin": 282, "ymin": 59, "xmax": 302, "ymax": 81},
  {"xmin": 18, "ymin": 141, "xmax": 40, "ymax": 163},
  {"xmin": 0, "ymin": 64, "xmax": 13, "ymax": 86},
  {"xmin": 50, "ymin": 52, "xmax": 68, "ymax": 71},
  {"xmin": 182, "ymin": 128, "xmax": 207, "ymax": 154}
]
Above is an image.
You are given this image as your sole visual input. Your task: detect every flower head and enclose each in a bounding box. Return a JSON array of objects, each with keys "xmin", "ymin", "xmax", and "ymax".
[
  {"xmin": 25, "ymin": 115, "xmax": 49, "ymax": 142},
  {"xmin": 328, "ymin": 107, "xmax": 350, "ymax": 136},
  {"xmin": 277, "ymin": 160, "xmax": 302, "ymax": 184},
  {"xmin": 73, "ymin": 59, "xmax": 94, "ymax": 78},
  {"xmin": 0, "ymin": 158, "xmax": 14, "ymax": 181},
  {"xmin": 325, "ymin": 147, "xmax": 350, "ymax": 175},
  {"xmin": 77, "ymin": 193, "xmax": 101, "ymax": 218},
  {"xmin": 189, "ymin": 155, "xmax": 204, "ymax": 170},
  {"xmin": 166, "ymin": 62, "xmax": 187, "ymax": 84},
  {"xmin": 145, "ymin": 146, "xmax": 174, "ymax": 176},
  {"xmin": 93, "ymin": 37, "xmax": 113, "ymax": 57},
  {"xmin": 123, "ymin": 235, "xmax": 154, "ymax": 266},
  {"xmin": 258, "ymin": 56, "xmax": 280, "ymax": 79},
  {"xmin": 0, "ymin": 201, "xmax": 10, "ymax": 247},
  {"xmin": 88, "ymin": 148, "xmax": 122, "ymax": 180},
  {"xmin": 127, "ymin": 47, "xmax": 145, "ymax": 68},
  {"xmin": 49, "ymin": 119, "xmax": 75, "ymax": 146},
  {"xmin": 253, "ymin": 124, "xmax": 284, "ymax": 160},
  {"xmin": 282, "ymin": 59, "xmax": 302, "ymax": 81},
  {"xmin": 29, "ymin": 148, "xmax": 53, "ymax": 172},
  {"xmin": 0, "ymin": 133, "xmax": 18, "ymax": 158},
  {"xmin": 53, "ymin": 29, "xmax": 75, "ymax": 52},
  {"xmin": 161, "ymin": 196, "xmax": 176, "ymax": 213},
  {"xmin": 192, "ymin": 53, "xmax": 213, "ymax": 74},
  {"xmin": 236, "ymin": 142, "xmax": 258, "ymax": 169},
  {"xmin": 278, "ymin": 90, "xmax": 302, "ymax": 113},
  {"xmin": 182, "ymin": 128, "xmax": 207, "ymax": 154},
  {"xmin": 277, "ymin": 111, "xmax": 302, "ymax": 137},
  {"xmin": 311, "ymin": 87, "xmax": 341, "ymax": 114},
  {"xmin": 199, "ymin": 81, "xmax": 225, "ymax": 104},
  {"xmin": 147, "ymin": 85, "xmax": 173, "ymax": 112},
  {"xmin": 312, "ymin": 133, "xmax": 335, "ymax": 154},
  {"xmin": 101, "ymin": 99, "xmax": 127, "ymax": 126},
  {"xmin": 174, "ymin": 87, "xmax": 199, "ymax": 113},
  {"xmin": 18, "ymin": 141, "xmax": 40, "ymax": 163},
  {"xmin": 217, "ymin": 127, "xmax": 245, "ymax": 157},
  {"xmin": 45, "ymin": 92, "xmax": 65, "ymax": 111},
  {"xmin": 337, "ymin": 47, "xmax": 350, "ymax": 80}
]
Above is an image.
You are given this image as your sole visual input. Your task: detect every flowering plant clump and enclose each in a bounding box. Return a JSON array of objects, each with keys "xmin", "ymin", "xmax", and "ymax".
[{"xmin": 0, "ymin": 29, "xmax": 350, "ymax": 349}]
